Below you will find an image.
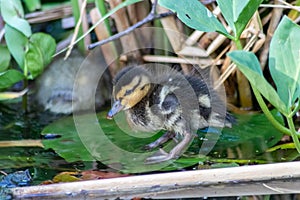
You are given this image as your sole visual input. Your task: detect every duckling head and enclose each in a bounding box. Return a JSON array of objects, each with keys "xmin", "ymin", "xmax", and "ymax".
[{"xmin": 107, "ymin": 66, "xmax": 151, "ymax": 119}]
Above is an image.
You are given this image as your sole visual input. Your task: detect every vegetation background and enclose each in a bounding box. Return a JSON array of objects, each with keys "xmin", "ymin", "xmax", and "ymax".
[{"xmin": 0, "ymin": 0, "xmax": 300, "ymax": 198}]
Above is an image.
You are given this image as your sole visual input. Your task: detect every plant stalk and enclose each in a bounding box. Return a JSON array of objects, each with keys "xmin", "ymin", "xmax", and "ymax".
[
  {"xmin": 289, "ymin": 100, "xmax": 300, "ymax": 118},
  {"xmin": 95, "ymin": 0, "xmax": 112, "ymax": 35},
  {"xmin": 22, "ymin": 79, "xmax": 28, "ymax": 113},
  {"xmin": 287, "ymin": 116, "xmax": 300, "ymax": 153},
  {"xmin": 234, "ymin": 38, "xmax": 253, "ymax": 108},
  {"xmin": 210, "ymin": 158, "xmax": 266, "ymax": 165},
  {"xmin": 234, "ymin": 38, "xmax": 243, "ymax": 50},
  {"xmin": 22, "ymin": 58, "xmax": 29, "ymax": 112},
  {"xmin": 70, "ymin": 0, "xmax": 87, "ymax": 53},
  {"xmin": 252, "ymin": 85, "xmax": 291, "ymax": 136}
]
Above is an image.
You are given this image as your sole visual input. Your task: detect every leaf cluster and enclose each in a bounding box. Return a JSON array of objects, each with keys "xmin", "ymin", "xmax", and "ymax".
[{"xmin": 0, "ymin": 0, "xmax": 56, "ymax": 100}]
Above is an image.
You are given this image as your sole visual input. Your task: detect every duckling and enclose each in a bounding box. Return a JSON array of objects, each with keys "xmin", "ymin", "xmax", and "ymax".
[
  {"xmin": 35, "ymin": 49, "xmax": 111, "ymax": 114},
  {"xmin": 107, "ymin": 65, "xmax": 233, "ymax": 163}
]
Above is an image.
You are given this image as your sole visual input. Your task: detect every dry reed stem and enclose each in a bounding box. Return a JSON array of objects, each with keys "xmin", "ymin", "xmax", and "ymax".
[
  {"xmin": 261, "ymin": 12, "xmax": 272, "ymax": 27},
  {"xmin": 216, "ymin": 11, "xmax": 265, "ymax": 109},
  {"xmin": 79, "ymin": 0, "xmax": 91, "ymax": 51},
  {"xmin": 142, "ymin": 55, "xmax": 214, "ymax": 65},
  {"xmin": 27, "ymin": 12, "xmax": 71, "ymax": 24},
  {"xmin": 216, "ymin": 63, "xmax": 236, "ymax": 90},
  {"xmin": 260, "ymin": 4, "xmax": 300, "ymax": 11},
  {"xmin": 206, "ymin": 33, "xmax": 228, "ymax": 55},
  {"xmin": 184, "ymin": 7, "xmax": 221, "ymax": 46},
  {"xmin": 236, "ymin": 70, "xmax": 252, "ymax": 109},
  {"xmin": 25, "ymin": 4, "xmax": 96, "ymax": 24},
  {"xmin": 127, "ymin": 1, "xmax": 150, "ymax": 24},
  {"xmin": 127, "ymin": 1, "xmax": 153, "ymax": 55},
  {"xmin": 0, "ymin": 140, "xmax": 44, "ymax": 148},
  {"xmin": 249, "ymin": 13, "xmax": 266, "ymax": 54},
  {"xmin": 234, "ymin": 12, "xmax": 266, "ymax": 109},
  {"xmin": 185, "ymin": 30, "xmax": 205, "ymax": 46},
  {"xmin": 64, "ymin": 0, "xmax": 89, "ymax": 60},
  {"xmin": 177, "ymin": 46, "xmax": 209, "ymax": 57},
  {"xmin": 156, "ymin": 5, "xmax": 183, "ymax": 53},
  {"xmin": 155, "ymin": 2, "xmax": 191, "ymax": 73},
  {"xmin": 155, "ymin": 0, "xmax": 218, "ymax": 74},
  {"xmin": 260, "ymin": 0, "xmax": 284, "ymax": 69},
  {"xmin": 90, "ymin": 8, "xmax": 120, "ymax": 76},
  {"xmin": 127, "ymin": 3, "xmax": 138, "ymax": 25},
  {"xmin": 109, "ymin": 0, "xmax": 141, "ymax": 62},
  {"xmin": 119, "ymin": 55, "xmax": 217, "ymax": 66},
  {"xmin": 198, "ymin": 32, "xmax": 219, "ymax": 50}
]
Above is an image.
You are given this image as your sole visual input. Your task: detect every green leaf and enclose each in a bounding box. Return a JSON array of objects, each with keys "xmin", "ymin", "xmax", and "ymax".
[
  {"xmin": 42, "ymin": 112, "xmax": 173, "ymax": 173},
  {"xmin": 0, "ymin": 45, "xmax": 11, "ymax": 72},
  {"xmin": 217, "ymin": 0, "xmax": 262, "ymax": 38},
  {"xmin": 228, "ymin": 50, "xmax": 287, "ymax": 114},
  {"xmin": 41, "ymin": 116, "xmax": 95, "ymax": 163},
  {"xmin": 23, "ymin": 0, "xmax": 41, "ymax": 12},
  {"xmin": 22, "ymin": 33, "xmax": 56, "ymax": 79},
  {"xmin": 0, "ymin": 69, "xmax": 24, "ymax": 89},
  {"xmin": 158, "ymin": 0, "xmax": 230, "ymax": 37},
  {"xmin": 0, "ymin": 0, "xmax": 32, "ymax": 37},
  {"xmin": 42, "ymin": 110, "xmax": 283, "ymax": 173},
  {"xmin": 30, "ymin": 33, "xmax": 56, "ymax": 66},
  {"xmin": 210, "ymin": 110, "xmax": 283, "ymax": 155},
  {"xmin": 269, "ymin": 16, "xmax": 300, "ymax": 108},
  {"xmin": 0, "ymin": 0, "xmax": 24, "ymax": 17},
  {"xmin": 25, "ymin": 43, "xmax": 44, "ymax": 79},
  {"xmin": 4, "ymin": 24, "xmax": 28, "ymax": 69}
]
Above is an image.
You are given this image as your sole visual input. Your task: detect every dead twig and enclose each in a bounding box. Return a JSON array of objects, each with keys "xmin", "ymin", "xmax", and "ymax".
[{"xmin": 90, "ymin": 8, "xmax": 120, "ymax": 76}]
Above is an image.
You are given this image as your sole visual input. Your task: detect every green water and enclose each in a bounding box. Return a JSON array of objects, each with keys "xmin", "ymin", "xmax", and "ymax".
[
  {"xmin": 0, "ymin": 99, "xmax": 298, "ymax": 185},
  {"xmin": 0, "ymin": 102, "xmax": 92, "ymax": 185}
]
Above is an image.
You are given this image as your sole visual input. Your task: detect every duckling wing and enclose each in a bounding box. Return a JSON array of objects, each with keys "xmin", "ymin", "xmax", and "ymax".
[{"xmin": 161, "ymin": 93, "xmax": 179, "ymax": 114}]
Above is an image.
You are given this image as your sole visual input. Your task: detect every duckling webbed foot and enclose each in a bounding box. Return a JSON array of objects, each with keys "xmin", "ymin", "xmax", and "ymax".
[
  {"xmin": 145, "ymin": 132, "xmax": 194, "ymax": 164},
  {"xmin": 144, "ymin": 131, "xmax": 176, "ymax": 150}
]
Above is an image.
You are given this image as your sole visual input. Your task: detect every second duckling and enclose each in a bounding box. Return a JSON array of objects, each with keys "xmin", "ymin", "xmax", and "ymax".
[{"xmin": 35, "ymin": 50, "xmax": 111, "ymax": 114}]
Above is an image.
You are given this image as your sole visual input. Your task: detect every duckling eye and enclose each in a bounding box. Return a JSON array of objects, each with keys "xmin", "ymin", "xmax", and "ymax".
[{"xmin": 124, "ymin": 89, "xmax": 133, "ymax": 96}]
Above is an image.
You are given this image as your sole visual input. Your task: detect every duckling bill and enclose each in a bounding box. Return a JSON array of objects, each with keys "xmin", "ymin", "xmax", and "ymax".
[{"xmin": 107, "ymin": 65, "xmax": 233, "ymax": 164}]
